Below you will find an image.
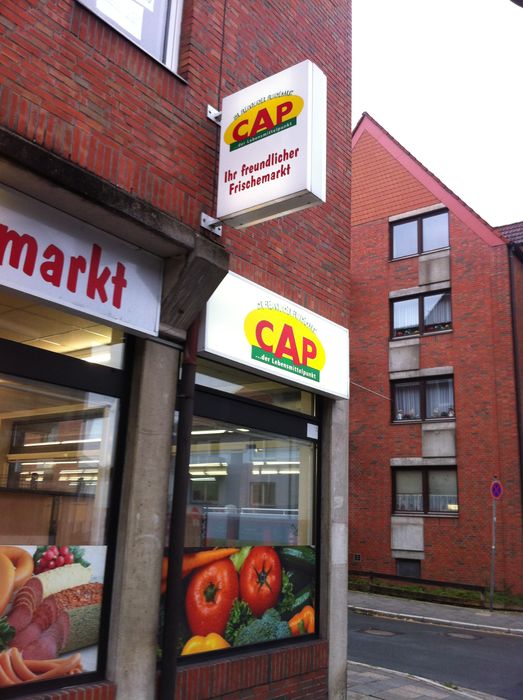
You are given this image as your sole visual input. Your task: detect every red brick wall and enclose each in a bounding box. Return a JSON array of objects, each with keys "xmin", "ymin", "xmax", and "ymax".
[
  {"xmin": 350, "ymin": 127, "xmax": 523, "ymax": 593},
  {"xmin": 176, "ymin": 641, "xmax": 328, "ymax": 700},
  {"xmin": 352, "ymin": 131, "xmax": 438, "ymax": 226},
  {"xmin": 17, "ymin": 681, "xmax": 116, "ymax": 700},
  {"xmin": 0, "ymin": 0, "xmax": 351, "ymax": 328},
  {"xmin": 1, "ymin": 1, "xmax": 351, "ymax": 697}
]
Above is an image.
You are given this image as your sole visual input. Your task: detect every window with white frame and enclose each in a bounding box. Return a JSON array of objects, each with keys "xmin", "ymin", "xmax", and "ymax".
[
  {"xmin": 391, "ymin": 291, "xmax": 452, "ymax": 338},
  {"xmin": 391, "ymin": 210, "xmax": 449, "ymax": 259},
  {"xmin": 77, "ymin": 0, "xmax": 184, "ymax": 71},
  {"xmin": 392, "ymin": 376, "xmax": 455, "ymax": 421},
  {"xmin": 393, "ymin": 467, "xmax": 458, "ymax": 514}
]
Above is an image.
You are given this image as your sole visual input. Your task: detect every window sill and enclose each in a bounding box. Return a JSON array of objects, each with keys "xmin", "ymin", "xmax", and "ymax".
[
  {"xmin": 393, "ymin": 417, "xmax": 456, "ymax": 424},
  {"xmin": 393, "ymin": 511, "xmax": 459, "ymax": 518}
]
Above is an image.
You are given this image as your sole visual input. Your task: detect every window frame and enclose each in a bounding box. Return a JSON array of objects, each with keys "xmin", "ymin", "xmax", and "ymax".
[
  {"xmin": 392, "ymin": 465, "xmax": 459, "ymax": 515},
  {"xmin": 0, "ymin": 335, "xmax": 133, "ymax": 699},
  {"xmin": 76, "ymin": 0, "xmax": 184, "ymax": 74},
  {"xmin": 390, "ymin": 210, "xmax": 449, "ymax": 260},
  {"xmin": 391, "ymin": 375, "xmax": 455, "ymax": 422},
  {"xmin": 390, "ymin": 290, "xmax": 452, "ymax": 339}
]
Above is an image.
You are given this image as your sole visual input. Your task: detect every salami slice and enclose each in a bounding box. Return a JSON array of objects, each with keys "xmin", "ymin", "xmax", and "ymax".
[
  {"xmin": 6, "ymin": 605, "xmax": 33, "ymax": 635},
  {"xmin": 32, "ymin": 596, "xmax": 59, "ymax": 630},
  {"xmin": 21, "ymin": 612, "xmax": 69, "ymax": 661},
  {"xmin": 11, "ymin": 622, "xmax": 42, "ymax": 651}
]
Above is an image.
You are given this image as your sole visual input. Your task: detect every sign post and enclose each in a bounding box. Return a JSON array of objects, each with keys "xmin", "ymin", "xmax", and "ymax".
[{"xmin": 489, "ymin": 479, "xmax": 503, "ymax": 611}]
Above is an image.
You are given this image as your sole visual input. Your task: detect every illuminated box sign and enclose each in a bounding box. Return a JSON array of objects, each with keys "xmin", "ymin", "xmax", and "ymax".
[
  {"xmin": 199, "ymin": 273, "xmax": 349, "ymax": 399},
  {"xmin": 0, "ymin": 185, "xmax": 163, "ymax": 336},
  {"xmin": 216, "ymin": 60, "xmax": 327, "ymax": 229}
]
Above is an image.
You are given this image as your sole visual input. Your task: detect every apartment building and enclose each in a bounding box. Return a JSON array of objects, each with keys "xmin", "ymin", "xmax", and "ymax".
[{"xmin": 350, "ymin": 113, "xmax": 523, "ymax": 595}]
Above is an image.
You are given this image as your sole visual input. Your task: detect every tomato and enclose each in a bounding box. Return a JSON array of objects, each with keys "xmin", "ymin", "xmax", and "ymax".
[
  {"xmin": 185, "ymin": 559, "xmax": 239, "ymax": 636},
  {"xmin": 239, "ymin": 546, "xmax": 282, "ymax": 617}
]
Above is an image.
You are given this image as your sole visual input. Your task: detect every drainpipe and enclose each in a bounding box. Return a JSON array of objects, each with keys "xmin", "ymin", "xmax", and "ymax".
[
  {"xmin": 159, "ymin": 319, "xmax": 199, "ymax": 700},
  {"xmin": 508, "ymin": 244, "xmax": 523, "ymax": 524}
]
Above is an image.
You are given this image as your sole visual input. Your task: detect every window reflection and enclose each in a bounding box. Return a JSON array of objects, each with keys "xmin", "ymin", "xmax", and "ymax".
[
  {"xmin": 0, "ymin": 374, "xmax": 118, "ymax": 544},
  {"xmin": 184, "ymin": 417, "xmax": 316, "ymax": 548}
]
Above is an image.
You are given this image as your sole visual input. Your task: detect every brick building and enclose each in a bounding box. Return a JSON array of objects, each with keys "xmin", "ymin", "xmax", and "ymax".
[
  {"xmin": 350, "ymin": 113, "xmax": 523, "ymax": 595},
  {"xmin": 0, "ymin": 2, "xmax": 351, "ymax": 699}
]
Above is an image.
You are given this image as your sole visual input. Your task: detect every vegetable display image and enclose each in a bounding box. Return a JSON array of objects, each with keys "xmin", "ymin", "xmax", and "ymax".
[
  {"xmin": 176, "ymin": 544, "xmax": 316, "ymax": 657},
  {"xmin": 185, "ymin": 559, "xmax": 239, "ymax": 636},
  {"xmin": 0, "ymin": 544, "xmax": 105, "ymax": 689},
  {"xmin": 239, "ymin": 546, "xmax": 282, "ymax": 617}
]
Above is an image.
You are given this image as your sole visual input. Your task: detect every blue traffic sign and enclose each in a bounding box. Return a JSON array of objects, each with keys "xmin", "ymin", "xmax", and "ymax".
[{"xmin": 490, "ymin": 480, "xmax": 503, "ymax": 499}]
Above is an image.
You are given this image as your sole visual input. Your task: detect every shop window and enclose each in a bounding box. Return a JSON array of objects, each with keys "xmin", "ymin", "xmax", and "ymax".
[
  {"xmin": 162, "ymin": 374, "xmax": 319, "ymax": 660},
  {"xmin": 76, "ymin": 0, "xmax": 184, "ymax": 72},
  {"xmin": 391, "ymin": 291, "xmax": 452, "ymax": 338},
  {"xmin": 393, "ymin": 468, "xmax": 458, "ymax": 514},
  {"xmin": 186, "ymin": 416, "xmax": 313, "ymax": 547},
  {"xmin": 0, "ymin": 330, "xmax": 126, "ymax": 694},
  {"xmin": 391, "ymin": 210, "xmax": 449, "ymax": 260},
  {"xmin": 392, "ymin": 376, "xmax": 455, "ymax": 421},
  {"xmin": 196, "ymin": 358, "xmax": 316, "ymax": 416},
  {"xmin": 0, "ymin": 288, "xmax": 125, "ymax": 368}
]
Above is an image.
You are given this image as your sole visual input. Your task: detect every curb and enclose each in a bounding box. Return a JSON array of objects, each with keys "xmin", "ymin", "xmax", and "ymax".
[
  {"xmin": 349, "ymin": 604, "xmax": 523, "ymax": 637},
  {"xmin": 348, "ymin": 660, "xmax": 504, "ymax": 700}
]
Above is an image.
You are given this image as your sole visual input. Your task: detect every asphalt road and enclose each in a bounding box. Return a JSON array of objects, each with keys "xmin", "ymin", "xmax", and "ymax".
[{"xmin": 348, "ymin": 611, "xmax": 523, "ymax": 700}]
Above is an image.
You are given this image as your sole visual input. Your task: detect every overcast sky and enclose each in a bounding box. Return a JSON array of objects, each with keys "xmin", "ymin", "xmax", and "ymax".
[{"xmin": 352, "ymin": 0, "xmax": 523, "ymax": 227}]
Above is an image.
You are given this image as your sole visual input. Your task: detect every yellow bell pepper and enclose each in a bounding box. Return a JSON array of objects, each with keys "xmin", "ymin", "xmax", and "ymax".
[{"xmin": 181, "ymin": 632, "xmax": 230, "ymax": 655}]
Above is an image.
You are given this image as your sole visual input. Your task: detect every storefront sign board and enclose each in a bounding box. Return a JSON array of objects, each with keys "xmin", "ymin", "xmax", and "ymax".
[
  {"xmin": 199, "ymin": 273, "xmax": 349, "ymax": 399},
  {"xmin": 216, "ymin": 60, "xmax": 327, "ymax": 229},
  {"xmin": 0, "ymin": 185, "xmax": 163, "ymax": 336}
]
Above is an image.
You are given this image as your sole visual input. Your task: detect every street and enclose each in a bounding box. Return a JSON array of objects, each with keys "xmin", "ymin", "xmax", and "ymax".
[{"xmin": 348, "ymin": 611, "xmax": 523, "ymax": 700}]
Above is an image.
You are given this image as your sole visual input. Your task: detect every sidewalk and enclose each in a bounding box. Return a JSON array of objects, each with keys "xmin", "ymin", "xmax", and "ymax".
[{"xmin": 347, "ymin": 590, "xmax": 523, "ymax": 699}]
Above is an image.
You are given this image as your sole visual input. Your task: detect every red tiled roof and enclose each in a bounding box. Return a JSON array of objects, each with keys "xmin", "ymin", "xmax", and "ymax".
[{"xmin": 498, "ymin": 221, "xmax": 523, "ymax": 245}]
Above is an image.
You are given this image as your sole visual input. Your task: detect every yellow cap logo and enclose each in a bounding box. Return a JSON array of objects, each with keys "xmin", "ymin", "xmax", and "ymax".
[
  {"xmin": 244, "ymin": 308, "xmax": 325, "ymax": 382},
  {"xmin": 225, "ymin": 95, "xmax": 304, "ymax": 151}
]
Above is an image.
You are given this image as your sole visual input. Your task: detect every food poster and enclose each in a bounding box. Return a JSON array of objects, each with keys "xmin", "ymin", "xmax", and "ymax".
[
  {"xmin": 0, "ymin": 544, "xmax": 106, "ymax": 688},
  {"xmin": 159, "ymin": 545, "xmax": 316, "ymax": 657}
]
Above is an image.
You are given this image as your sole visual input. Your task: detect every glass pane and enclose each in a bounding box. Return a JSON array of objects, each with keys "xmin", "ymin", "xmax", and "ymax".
[
  {"xmin": 395, "ymin": 470, "xmax": 423, "ymax": 511},
  {"xmin": 0, "ymin": 373, "xmax": 118, "ymax": 680},
  {"xmin": 429, "ymin": 470, "xmax": 458, "ymax": 512},
  {"xmin": 196, "ymin": 358, "xmax": 315, "ymax": 415},
  {"xmin": 392, "ymin": 220, "xmax": 418, "ymax": 258},
  {"xmin": 0, "ymin": 288, "xmax": 125, "ymax": 368},
  {"xmin": 426, "ymin": 377, "xmax": 454, "ymax": 418},
  {"xmin": 394, "ymin": 382, "xmax": 420, "ymax": 420},
  {"xmin": 424, "ymin": 292, "xmax": 452, "ymax": 332},
  {"xmin": 185, "ymin": 416, "xmax": 315, "ymax": 547},
  {"xmin": 422, "ymin": 212, "xmax": 449, "ymax": 252},
  {"xmin": 393, "ymin": 298, "xmax": 419, "ymax": 337},
  {"xmin": 165, "ymin": 415, "xmax": 318, "ymax": 658}
]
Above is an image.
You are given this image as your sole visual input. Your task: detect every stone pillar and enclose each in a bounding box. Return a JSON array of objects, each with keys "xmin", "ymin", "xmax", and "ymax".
[
  {"xmin": 106, "ymin": 338, "xmax": 180, "ymax": 699},
  {"xmin": 320, "ymin": 397, "xmax": 349, "ymax": 700}
]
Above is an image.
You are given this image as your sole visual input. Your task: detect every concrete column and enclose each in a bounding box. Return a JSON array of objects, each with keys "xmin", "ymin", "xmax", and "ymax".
[
  {"xmin": 106, "ymin": 338, "xmax": 180, "ymax": 699},
  {"xmin": 320, "ymin": 397, "xmax": 349, "ymax": 700}
]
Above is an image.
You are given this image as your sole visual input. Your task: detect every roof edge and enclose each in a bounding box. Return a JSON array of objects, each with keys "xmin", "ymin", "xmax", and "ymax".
[{"xmin": 352, "ymin": 114, "xmax": 505, "ymax": 248}]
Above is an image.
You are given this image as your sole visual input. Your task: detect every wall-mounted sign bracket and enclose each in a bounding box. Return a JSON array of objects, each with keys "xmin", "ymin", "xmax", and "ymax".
[
  {"xmin": 200, "ymin": 212, "xmax": 222, "ymax": 236},
  {"xmin": 207, "ymin": 105, "xmax": 222, "ymax": 124}
]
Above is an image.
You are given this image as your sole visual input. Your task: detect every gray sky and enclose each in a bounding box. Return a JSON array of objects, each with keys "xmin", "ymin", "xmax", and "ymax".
[{"xmin": 352, "ymin": 0, "xmax": 523, "ymax": 227}]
